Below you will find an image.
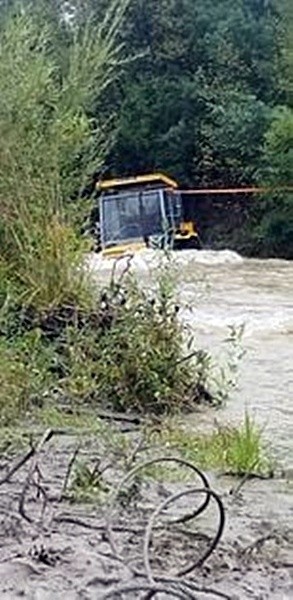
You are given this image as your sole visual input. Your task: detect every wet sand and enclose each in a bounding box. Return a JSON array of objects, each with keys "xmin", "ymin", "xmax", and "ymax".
[{"xmin": 0, "ymin": 428, "xmax": 292, "ymax": 599}]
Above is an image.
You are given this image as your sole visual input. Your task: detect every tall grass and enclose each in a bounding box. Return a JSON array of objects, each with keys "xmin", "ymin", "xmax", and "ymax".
[
  {"xmin": 0, "ymin": 1, "xmax": 126, "ymax": 309},
  {"xmin": 162, "ymin": 412, "xmax": 272, "ymax": 476}
]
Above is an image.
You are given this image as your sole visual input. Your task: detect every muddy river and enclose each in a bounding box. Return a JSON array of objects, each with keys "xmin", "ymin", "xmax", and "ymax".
[
  {"xmin": 88, "ymin": 249, "xmax": 293, "ymax": 469},
  {"xmin": 179, "ymin": 250, "xmax": 293, "ymax": 470}
]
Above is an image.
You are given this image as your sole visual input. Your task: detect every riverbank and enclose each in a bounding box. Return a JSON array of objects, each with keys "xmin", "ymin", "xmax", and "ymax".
[
  {"xmin": 0, "ymin": 418, "xmax": 292, "ymax": 600},
  {"xmin": 1, "ymin": 249, "xmax": 293, "ymax": 598},
  {"xmin": 86, "ymin": 249, "xmax": 293, "ymax": 468}
]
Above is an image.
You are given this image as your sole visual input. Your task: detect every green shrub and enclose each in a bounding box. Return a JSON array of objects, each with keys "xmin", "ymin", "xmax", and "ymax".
[
  {"xmin": 58, "ymin": 269, "xmax": 212, "ymax": 415},
  {"xmin": 0, "ymin": 332, "xmax": 55, "ymax": 425},
  {"xmin": 161, "ymin": 412, "xmax": 272, "ymax": 476},
  {"xmin": 0, "ymin": 1, "xmax": 126, "ymax": 310},
  {"xmin": 0, "ymin": 263, "xmax": 215, "ymax": 422}
]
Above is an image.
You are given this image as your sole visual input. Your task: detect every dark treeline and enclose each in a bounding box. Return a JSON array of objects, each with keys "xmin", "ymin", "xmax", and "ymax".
[
  {"xmin": 65, "ymin": 0, "xmax": 293, "ymax": 257},
  {"xmin": 1, "ymin": 0, "xmax": 292, "ymax": 256}
]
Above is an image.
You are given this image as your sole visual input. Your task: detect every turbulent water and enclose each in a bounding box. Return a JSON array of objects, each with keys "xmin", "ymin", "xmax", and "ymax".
[{"xmin": 87, "ymin": 249, "xmax": 293, "ymax": 469}]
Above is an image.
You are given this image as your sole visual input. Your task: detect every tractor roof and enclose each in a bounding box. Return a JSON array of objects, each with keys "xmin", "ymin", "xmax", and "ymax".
[{"xmin": 96, "ymin": 173, "xmax": 178, "ymax": 192}]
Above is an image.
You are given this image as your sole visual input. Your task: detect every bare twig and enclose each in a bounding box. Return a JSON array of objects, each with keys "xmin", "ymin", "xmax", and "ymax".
[
  {"xmin": 124, "ymin": 435, "xmax": 145, "ymax": 469},
  {"xmin": 59, "ymin": 444, "xmax": 80, "ymax": 501},
  {"xmin": 18, "ymin": 429, "xmax": 54, "ymax": 524},
  {"xmin": 0, "ymin": 446, "xmax": 35, "ymax": 486},
  {"xmin": 110, "ymin": 253, "xmax": 134, "ymax": 290},
  {"xmin": 229, "ymin": 458, "xmax": 259, "ymax": 499}
]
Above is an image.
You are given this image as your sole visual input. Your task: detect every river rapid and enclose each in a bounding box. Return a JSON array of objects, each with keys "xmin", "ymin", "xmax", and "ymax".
[{"xmin": 87, "ymin": 248, "xmax": 293, "ymax": 470}]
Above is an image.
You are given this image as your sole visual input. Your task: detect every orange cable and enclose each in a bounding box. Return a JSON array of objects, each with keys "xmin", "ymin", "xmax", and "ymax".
[{"xmin": 169, "ymin": 186, "xmax": 293, "ymax": 195}]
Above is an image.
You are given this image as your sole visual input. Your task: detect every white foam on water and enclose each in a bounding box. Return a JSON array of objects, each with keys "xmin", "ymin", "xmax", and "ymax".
[
  {"xmin": 84, "ymin": 248, "xmax": 244, "ymax": 280},
  {"xmin": 85, "ymin": 251, "xmax": 292, "ymax": 338},
  {"xmin": 174, "ymin": 248, "xmax": 244, "ymax": 266},
  {"xmin": 180, "ymin": 304, "xmax": 293, "ymax": 338}
]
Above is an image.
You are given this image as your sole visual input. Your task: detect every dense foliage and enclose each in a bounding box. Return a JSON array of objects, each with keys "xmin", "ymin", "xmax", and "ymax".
[
  {"xmin": 0, "ymin": 0, "xmax": 126, "ymax": 308},
  {"xmin": 110, "ymin": 0, "xmax": 280, "ymax": 187},
  {"xmin": 0, "ymin": 1, "xmax": 215, "ymax": 423}
]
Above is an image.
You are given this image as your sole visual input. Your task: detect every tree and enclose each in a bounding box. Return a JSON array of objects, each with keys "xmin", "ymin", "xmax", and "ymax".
[
  {"xmin": 254, "ymin": 107, "xmax": 293, "ymax": 257},
  {"xmin": 105, "ymin": 0, "xmax": 280, "ymax": 187},
  {"xmin": 276, "ymin": 0, "xmax": 293, "ymax": 105},
  {"xmin": 0, "ymin": 0, "xmax": 126, "ymax": 307},
  {"xmin": 252, "ymin": 0, "xmax": 293, "ymax": 258}
]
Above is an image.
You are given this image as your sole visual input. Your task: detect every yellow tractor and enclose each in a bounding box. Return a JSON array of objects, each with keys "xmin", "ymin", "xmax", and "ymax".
[{"xmin": 95, "ymin": 173, "xmax": 200, "ymax": 257}]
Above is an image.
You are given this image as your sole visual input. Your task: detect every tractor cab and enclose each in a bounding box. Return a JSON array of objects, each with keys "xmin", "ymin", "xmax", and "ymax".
[{"xmin": 95, "ymin": 173, "xmax": 199, "ymax": 257}]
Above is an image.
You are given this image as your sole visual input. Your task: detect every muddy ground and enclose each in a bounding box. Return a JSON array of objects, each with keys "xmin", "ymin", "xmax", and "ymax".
[{"xmin": 0, "ymin": 424, "xmax": 292, "ymax": 600}]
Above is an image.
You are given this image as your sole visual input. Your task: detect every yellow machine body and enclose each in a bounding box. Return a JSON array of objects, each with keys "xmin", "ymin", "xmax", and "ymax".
[
  {"xmin": 96, "ymin": 173, "xmax": 200, "ymax": 257},
  {"xmin": 174, "ymin": 220, "xmax": 199, "ymax": 243}
]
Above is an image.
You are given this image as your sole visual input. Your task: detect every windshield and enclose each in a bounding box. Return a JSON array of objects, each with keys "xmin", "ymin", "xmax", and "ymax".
[{"xmin": 101, "ymin": 190, "xmax": 165, "ymax": 246}]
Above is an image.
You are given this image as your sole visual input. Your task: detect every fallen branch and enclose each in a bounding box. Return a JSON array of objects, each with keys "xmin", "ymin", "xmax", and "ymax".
[
  {"xmin": 0, "ymin": 446, "xmax": 35, "ymax": 486},
  {"xmin": 97, "ymin": 410, "xmax": 141, "ymax": 425}
]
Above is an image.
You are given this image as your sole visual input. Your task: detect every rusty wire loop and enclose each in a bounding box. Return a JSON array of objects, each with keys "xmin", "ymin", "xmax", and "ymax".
[
  {"xmin": 103, "ymin": 457, "xmax": 228, "ymax": 599},
  {"xmin": 1, "ymin": 436, "xmax": 228, "ymax": 599},
  {"xmin": 144, "ymin": 486, "xmax": 225, "ymax": 580},
  {"xmin": 106, "ymin": 456, "xmax": 211, "ymax": 560},
  {"xmin": 99, "ymin": 581, "xmax": 196, "ymax": 599}
]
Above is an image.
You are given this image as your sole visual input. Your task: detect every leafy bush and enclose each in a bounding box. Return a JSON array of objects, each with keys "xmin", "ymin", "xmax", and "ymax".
[
  {"xmin": 0, "ymin": 332, "xmax": 55, "ymax": 425},
  {"xmin": 0, "ymin": 1, "xmax": 126, "ymax": 309},
  {"xmin": 52, "ymin": 267, "xmax": 213, "ymax": 415},
  {"xmin": 0, "ymin": 262, "xmax": 215, "ymax": 422},
  {"xmin": 0, "ymin": 0, "xmax": 132, "ymax": 423}
]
